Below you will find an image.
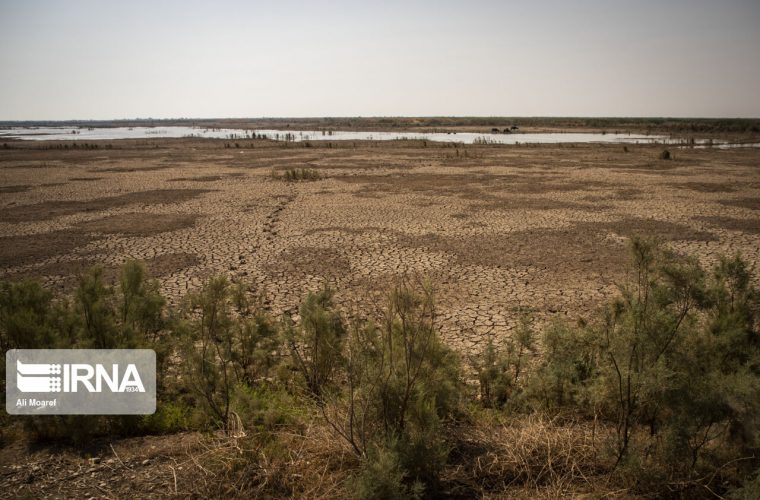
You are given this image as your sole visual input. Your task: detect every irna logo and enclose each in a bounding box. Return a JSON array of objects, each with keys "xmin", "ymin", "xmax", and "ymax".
[
  {"xmin": 6, "ymin": 349, "xmax": 156, "ymax": 415},
  {"xmin": 16, "ymin": 360, "xmax": 145, "ymax": 393}
]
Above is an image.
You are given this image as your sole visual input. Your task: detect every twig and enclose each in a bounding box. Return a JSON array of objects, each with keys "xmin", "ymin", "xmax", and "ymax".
[
  {"xmin": 110, "ymin": 443, "xmax": 132, "ymax": 470},
  {"xmin": 169, "ymin": 464, "xmax": 178, "ymax": 494}
]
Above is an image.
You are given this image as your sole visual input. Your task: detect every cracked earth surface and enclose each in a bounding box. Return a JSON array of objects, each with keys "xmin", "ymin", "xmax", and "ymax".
[{"xmin": 2, "ymin": 139, "xmax": 759, "ymax": 355}]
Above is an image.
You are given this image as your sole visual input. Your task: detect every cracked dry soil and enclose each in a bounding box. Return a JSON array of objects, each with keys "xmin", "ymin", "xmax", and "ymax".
[{"xmin": 2, "ymin": 139, "xmax": 759, "ymax": 355}]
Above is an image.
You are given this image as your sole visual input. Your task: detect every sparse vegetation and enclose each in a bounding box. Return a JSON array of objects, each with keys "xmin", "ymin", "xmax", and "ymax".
[
  {"xmin": 1, "ymin": 239, "xmax": 759, "ymax": 497},
  {"xmin": 272, "ymin": 167, "xmax": 323, "ymax": 182},
  {"xmin": 322, "ymin": 279, "xmax": 461, "ymax": 495},
  {"xmin": 284, "ymin": 286, "xmax": 346, "ymax": 399},
  {"xmin": 482, "ymin": 238, "xmax": 760, "ymax": 496}
]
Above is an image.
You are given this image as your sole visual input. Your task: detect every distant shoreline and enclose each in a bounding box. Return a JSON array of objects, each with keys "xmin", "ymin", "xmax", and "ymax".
[{"xmin": 0, "ymin": 116, "xmax": 759, "ymax": 137}]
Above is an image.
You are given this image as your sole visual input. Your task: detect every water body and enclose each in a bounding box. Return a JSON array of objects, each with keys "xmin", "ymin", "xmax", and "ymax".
[{"xmin": 0, "ymin": 126, "xmax": 743, "ymax": 146}]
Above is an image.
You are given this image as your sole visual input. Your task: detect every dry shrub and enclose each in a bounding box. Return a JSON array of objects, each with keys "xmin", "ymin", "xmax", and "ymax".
[
  {"xmin": 178, "ymin": 418, "xmax": 357, "ymax": 498},
  {"xmin": 449, "ymin": 413, "xmax": 610, "ymax": 496}
]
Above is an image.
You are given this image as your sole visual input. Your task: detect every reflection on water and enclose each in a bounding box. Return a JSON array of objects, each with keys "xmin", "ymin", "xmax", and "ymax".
[{"xmin": 0, "ymin": 126, "xmax": 750, "ymax": 147}]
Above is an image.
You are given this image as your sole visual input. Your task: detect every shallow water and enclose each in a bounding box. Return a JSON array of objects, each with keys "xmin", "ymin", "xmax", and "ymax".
[{"xmin": 0, "ymin": 126, "xmax": 743, "ymax": 146}]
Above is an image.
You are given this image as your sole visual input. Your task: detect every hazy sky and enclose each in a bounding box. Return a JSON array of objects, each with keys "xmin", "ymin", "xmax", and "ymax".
[{"xmin": 1, "ymin": 0, "xmax": 759, "ymax": 120}]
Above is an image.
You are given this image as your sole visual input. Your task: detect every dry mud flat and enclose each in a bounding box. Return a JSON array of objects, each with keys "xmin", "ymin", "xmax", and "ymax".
[{"xmin": 1, "ymin": 139, "xmax": 759, "ymax": 354}]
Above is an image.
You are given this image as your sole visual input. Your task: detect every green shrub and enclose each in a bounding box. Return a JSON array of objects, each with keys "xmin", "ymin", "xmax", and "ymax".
[
  {"xmin": 23, "ymin": 415, "xmax": 105, "ymax": 445},
  {"xmin": 230, "ymin": 383, "xmax": 303, "ymax": 432},
  {"xmin": 236, "ymin": 314, "xmax": 280, "ymax": 385},
  {"xmin": 179, "ymin": 276, "xmax": 287, "ymax": 431},
  {"xmin": 0, "ymin": 280, "xmax": 60, "ymax": 351},
  {"xmin": 351, "ymin": 446, "xmax": 423, "ymax": 500},
  {"xmin": 7, "ymin": 261, "xmax": 177, "ymax": 443},
  {"xmin": 325, "ymin": 280, "xmax": 461, "ymax": 492},
  {"xmin": 1, "ymin": 279, "xmax": 70, "ymax": 402},
  {"xmin": 75, "ymin": 266, "xmax": 119, "ymax": 348},
  {"xmin": 590, "ymin": 238, "xmax": 711, "ymax": 464},
  {"xmin": 4, "ymin": 241, "xmax": 760, "ymax": 495},
  {"xmin": 524, "ymin": 320, "xmax": 596, "ymax": 411},
  {"xmin": 119, "ymin": 260, "xmax": 166, "ymax": 344},
  {"xmin": 180, "ymin": 276, "xmax": 239, "ymax": 428},
  {"xmin": 73, "ymin": 261, "xmax": 167, "ymax": 349},
  {"xmin": 474, "ymin": 315, "xmax": 536, "ymax": 409},
  {"xmin": 141, "ymin": 400, "xmax": 192, "ymax": 434},
  {"xmin": 284, "ymin": 286, "xmax": 346, "ymax": 399},
  {"xmin": 522, "ymin": 238, "xmax": 760, "ymax": 492}
]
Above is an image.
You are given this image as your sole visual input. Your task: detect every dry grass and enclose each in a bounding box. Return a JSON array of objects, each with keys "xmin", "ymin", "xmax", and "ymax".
[
  {"xmin": 166, "ymin": 419, "xmax": 356, "ymax": 498},
  {"xmin": 0, "ymin": 416, "xmax": 357, "ymax": 498},
  {"xmin": 446, "ymin": 413, "xmax": 611, "ymax": 498}
]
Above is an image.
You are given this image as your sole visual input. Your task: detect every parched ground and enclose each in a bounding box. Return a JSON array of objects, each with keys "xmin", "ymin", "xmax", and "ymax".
[{"xmin": 1, "ymin": 139, "xmax": 759, "ymax": 355}]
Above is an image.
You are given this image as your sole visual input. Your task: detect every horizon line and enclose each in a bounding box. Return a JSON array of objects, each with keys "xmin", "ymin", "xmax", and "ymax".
[{"xmin": 2, "ymin": 115, "xmax": 759, "ymax": 123}]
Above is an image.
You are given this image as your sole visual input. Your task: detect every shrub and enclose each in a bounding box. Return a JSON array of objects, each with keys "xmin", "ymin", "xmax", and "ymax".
[
  {"xmin": 272, "ymin": 168, "xmax": 323, "ymax": 182},
  {"xmin": 75, "ymin": 266, "xmax": 119, "ymax": 348},
  {"xmin": 285, "ymin": 286, "xmax": 346, "ymax": 399},
  {"xmin": 179, "ymin": 276, "xmax": 286, "ymax": 431},
  {"xmin": 23, "ymin": 415, "xmax": 106, "ymax": 445},
  {"xmin": 324, "ymin": 280, "xmax": 461, "ymax": 493},
  {"xmin": 474, "ymin": 315, "xmax": 536, "ymax": 409},
  {"xmin": 73, "ymin": 261, "xmax": 167, "ymax": 349},
  {"xmin": 230, "ymin": 383, "xmax": 303, "ymax": 433},
  {"xmin": 3, "ymin": 243, "xmax": 760, "ymax": 495},
  {"xmin": 730, "ymin": 468, "xmax": 760, "ymax": 499},
  {"xmin": 659, "ymin": 149, "xmax": 671, "ymax": 160},
  {"xmin": 7, "ymin": 261, "xmax": 175, "ymax": 443},
  {"xmin": 235, "ymin": 313, "xmax": 280, "ymax": 385},
  {"xmin": 351, "ymin": 446, "xmax": 423, "ymax": 499},
  {"xmin": 180, "ymin": 276, "xmax": 239, "ymax": 428},
  {"xmin": 522, "ymin": 238, "xmax": 760, "ymax": 492},
  {"xmin": 0, "ymin": 280, "xmax": 59, "ymax": 351},
  {"xmin": 119, "ymin": 260, "xmax": 166, "ymax": 345},
  {"xmin": 590, "ymin": 238, "xmax": 711, "ymax": 465},
  {"xmin": 142, "ymin": 400, "xmax": 192, "ymax": 434},
  {"xmin": 524, "ymin": 320, "xmax": 596, "ymax": 411}
]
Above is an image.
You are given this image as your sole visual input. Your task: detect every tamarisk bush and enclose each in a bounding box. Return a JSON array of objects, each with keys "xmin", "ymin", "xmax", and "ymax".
[
  {"xmin": 284, "ymin": 286, "xmax": 346, "ymax": 399},
  {"xmin": 511, "ymin": 238, "xmax": 760, "ymax": 493},
  {"xmin": 320, "ymin": 280, "xmax": 462, "ymax": 496},
  {"xmin": 179, "ymin": 277, "xmax": 280, "ymax": 429}
]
